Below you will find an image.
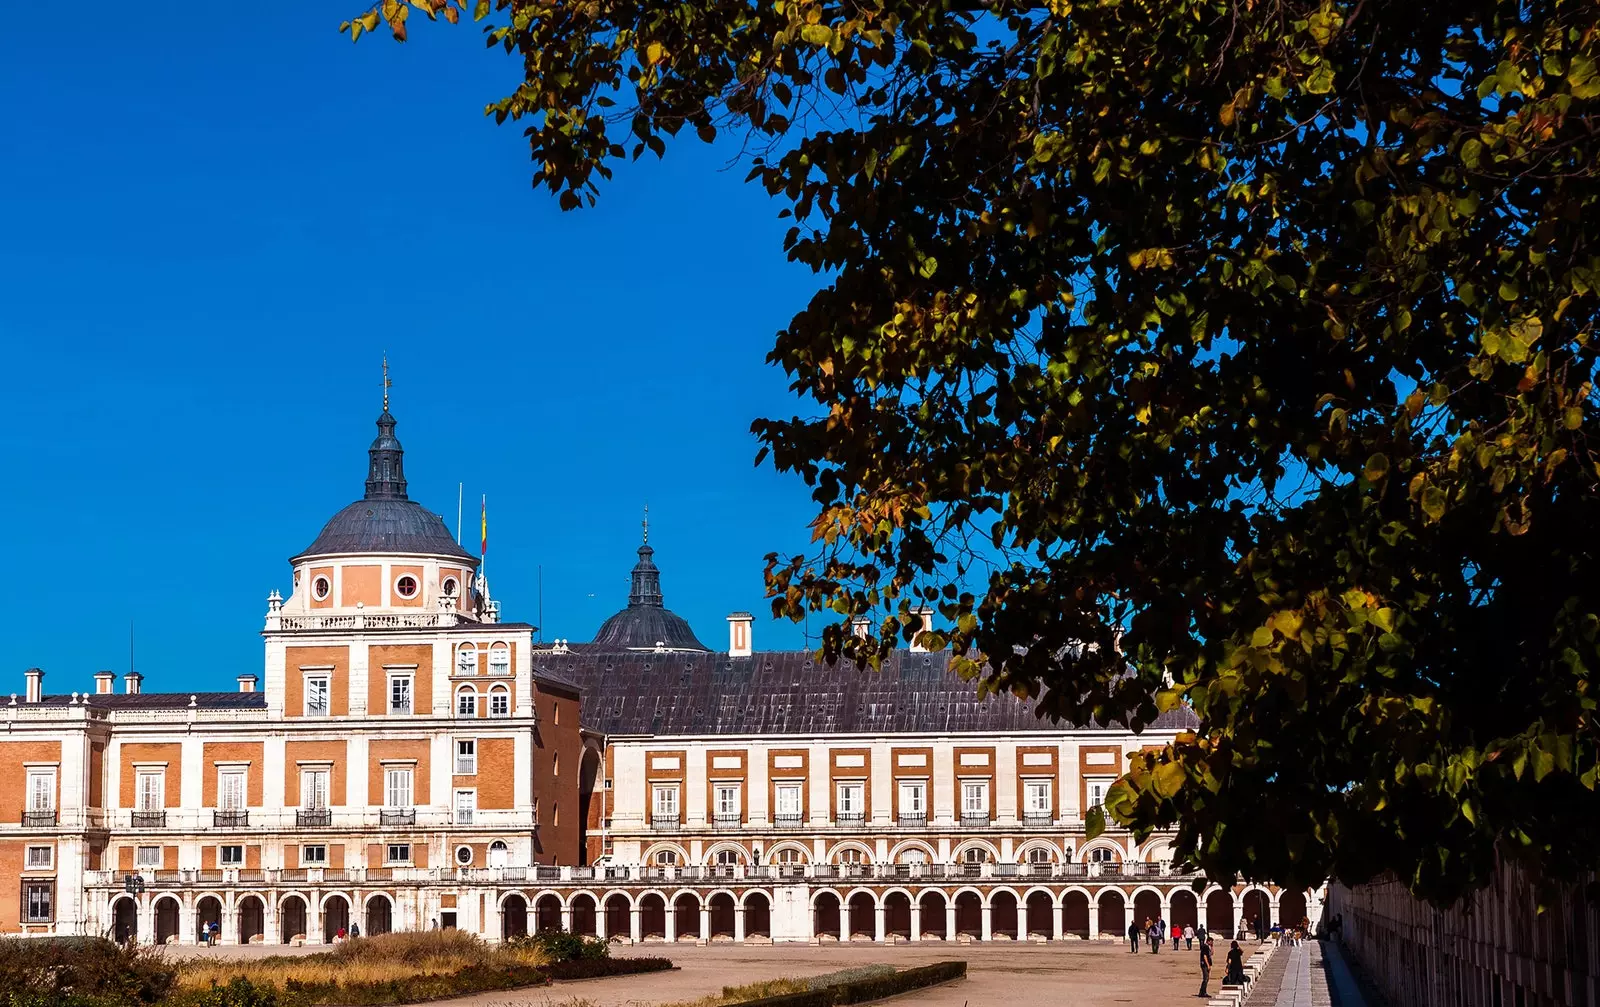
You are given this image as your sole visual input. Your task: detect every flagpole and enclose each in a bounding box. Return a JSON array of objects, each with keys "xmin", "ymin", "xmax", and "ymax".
[{"xmin": 457, "ymin": 483, "xmax": 463, "ymax": 546}]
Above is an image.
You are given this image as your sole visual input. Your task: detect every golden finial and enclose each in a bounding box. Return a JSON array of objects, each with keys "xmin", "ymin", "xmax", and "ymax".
[{"xmin": 382, "ymin": 353, "xmax": 391, "ymax": 412}]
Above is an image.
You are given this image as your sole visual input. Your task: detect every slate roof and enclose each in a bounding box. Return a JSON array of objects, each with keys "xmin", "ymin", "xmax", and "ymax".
[
  {"xmin": 27, "ymin": 692, "xmax": 268, "ymax": 710},
  {"xmin": 534, "ymin": 647, "xmax": 1199, "ymax": 737},
  {"xmin": 588, "ymin": 539, "xmax": 710, "ymax": 652}
]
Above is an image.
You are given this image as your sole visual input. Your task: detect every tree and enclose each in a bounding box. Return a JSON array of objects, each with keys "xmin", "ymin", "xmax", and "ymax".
[{"xmin": 344, "ymin": 0, "xmax": 1600, "ymax": 904}]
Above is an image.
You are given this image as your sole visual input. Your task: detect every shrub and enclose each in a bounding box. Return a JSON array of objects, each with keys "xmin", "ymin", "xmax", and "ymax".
[
  {"xmin": 513, "ymin": 929, "xmax": 608, "ymax": 963},
  {"xmin": 0, "ymin": 936, "xmax": 175, "ymax": 1007},
  {"xmin": 183, "ymin": 978, "xmax": 279, "ymax": 1007},
  {"xmin": 541, "ymin": 956, "xmax": 673, "ymax": 982},
  {"xmin": 721, "ymin": 961, "xmax": 967, "ymax": 1007}
]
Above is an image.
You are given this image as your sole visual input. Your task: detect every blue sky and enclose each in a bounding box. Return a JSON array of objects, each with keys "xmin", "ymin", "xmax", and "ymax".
[{"xmin": 0, "ymin": 7, "xmax": 830, "ymax": 695}]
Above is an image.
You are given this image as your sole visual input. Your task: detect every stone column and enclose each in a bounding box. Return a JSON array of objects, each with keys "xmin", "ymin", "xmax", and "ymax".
[
  {"xmin": 734, "ymin": 905, "xmax": 746, "ymax": 943},
  {"xmin": 1269, "ymin": 894, "xmax": 1280, "ymax": 928},
  {"xmin": 221, "ymin": 903, "xmax": 237, "ymax": 946},
  {"xmin": 629, "ymin": 906, "xmax": 642, "ymax": 943},
  {"xmin": 980, "ymin": 903, "xmax": 992, "ymax": 941},
  {"xmin": 664, "ymin": 905, "xmax": 677, "ymax": 943},
  {"xmin": 910, "ymin": 903, "xmax": 921, "ymax": 942},
  {"xmin": 1231, "ymin": 896, "xmax": 1243, "ymax": 940},
  {"xmin": 309, "ymin": 900, "xmax": 323, "ymax": 945},
  {"xmin": 1087, "ymin": 902, "xmax": 1100, "ymax": 938},
  {"xmin": 179, "ymin": 893, "xmax": 196, "ymax": 945},
  {"xmin": 945, "ymin": 902, "xmax": 957, "ymax": 941},
  {"xmin": 874, "ymin": 903, "xmax": 886, "ymax": 942},
  {"xmin": 560, "ymin": 905, "xmax": 572, "ymax": 931},
  {"xmin": 839, "ymin": 904, "xmax": 850, "ymax": 943},
  {"xmin": 595, "ymin": 905, "xmax": 607, "ymax": 942},
  {"xmin": 699, "ymin": 905, "xmax": 710, "ymax": 943},
  {"xmin": 1052, "ymin": 902, "xmax": 1063, "ymax": 940}
]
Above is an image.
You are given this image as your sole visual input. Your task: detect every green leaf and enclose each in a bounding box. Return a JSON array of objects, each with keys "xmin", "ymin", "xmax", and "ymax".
[
  {"xmin": 1364, "ymin": 452, "xmax": 1389, "ymax": 483},
  {"xmin": 1153, "ymin": 760, "xmax": 1186, "ymax": 799},
  {"xmin": 1421, "ymin": 485, "xmax": 1447, "ymax": 521},
  {"xmin": 1084, "ymin": 803, "xmax": 1106, "ymax": 841},
  {"xmin": 1305, "ymin": 62, "xmax": 1335, "ymax": 95}
]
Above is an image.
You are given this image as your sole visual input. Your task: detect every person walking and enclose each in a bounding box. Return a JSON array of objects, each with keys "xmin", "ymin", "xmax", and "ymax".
[
  {"xmin": 1225, "ymin": 941, "xmax": 1247, "ymax": 985},
  {"xmin": 1148, "ymin": 919, "xmax": 1162, "ymax": 954},
  {"xmin": 1183, "ymin": 922, "xmax": 1195, "ymax": 949},
  {"xmin": 350, "ymin": 922, "xmax": 361, "ymax": 939},
  {"xmin": 1128, "ymin": 920, "xmax": 1141, "ymax": 953},
  {"xmin": 1197, "ymin": 936, "xmax": 1214, "ymax": 998},
  {"xmin": 1172, "ymin": 921, "xmax": 1183, "ymax": 947}
]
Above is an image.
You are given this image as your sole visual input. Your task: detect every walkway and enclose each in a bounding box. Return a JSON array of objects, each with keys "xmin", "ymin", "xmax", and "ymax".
[{"xmin": 1247, "ymin": 940, "xmax": 1368, "ymax": 1007}]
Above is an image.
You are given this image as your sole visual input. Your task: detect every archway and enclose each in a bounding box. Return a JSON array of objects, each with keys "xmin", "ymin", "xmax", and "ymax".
[
  {"xmin": 154, "ymin": 896, "xmax": 180, "ymax": 945},
  {"xmin": 280, "ymin": 895, "xmax": 307, "ymax": 944},
  {"xmin": 1063, "ymin": 890, "xmax": 1090, "ymax": 938},
  {"xmin": 604, "ymin": 894, "xmax": 631, "ymax": 939},
  {"xmin": 638, "ymin": 893, "xmax": 666, "ymax": 939},
  {"xmin": 322, "ymin": 895, "xmax": 350, "ymax": 942},
  {"xmin": 365, "ymin": 895, "xmax": 393, "ymax": 937},
  {"xmin": 744, "ymin": 893, "xmax": 772, "ymax": 938},
  {"xmin": 112, "ymin": 897, "xmax": 138, "ymax": 944},
  {"xmin": 846, "ymin": 892, "xmax": 875, "ymax": 940},
  {"xmin": 1206, "ymin": 890, "xmax": 1234, "ymax": 935},
  {"xmin": 535, "ymin": 894, "xmax": 562, "ymax": 932},
  {"xmin": 1170, "ymin": 889, "xmax": 1199, "ymax": 929},
  {"xmin": 990, "ymin": 890, "xmax": 1020, "ymax": 940},
  {"xmin": 708, "ymin": 893, "xmax": 736, "ymax": 938},
  {"xmin": 813, "ymin": 892, "xmax": 841, "ymax": 940},
  {"xmin": 237, "ymin": 895, "xmax": 264, "ymax": 944},
  {"xmin": 918, "ymin": 891, "xmax": 948, "ymax": 940},
  {"xmin": 1025, "ymin": 891, "xmax": 1054, "ymax": 938},
  {"xmin": 1096, "ymin": 889, "xmax": 1126, "ymax": 937},
  {"xmin": 570, "ymin": 893, "xmax": 598, "ymax": 937},
  {"xmin": 954, "ymin": 891, "xmax": 983, "ymax": 937},
  {"xmin": 673, "ymin": 893, "xmax": 701, "ymax": 940},
  {"xmin": 1242, "ymin": 889, "xmax": 1271, "ymax": 938},
  {"xmin": 1133, "ymin": 890, "xmax": 1162, "ymax": 930},
  {"xmin": 1279, "ymin": 889, "xmax": 1308, "ymax": 930},
  {"xmin": 195, "ymin": 896, "xmax": 222, "ymax": 943},
  {"xmin": 501, "ymin": 894, "xmax": 528, "ymax": 940},
  {"xmin": 883, "ymin": 891, "xmax": 912, "ymax": 939}
]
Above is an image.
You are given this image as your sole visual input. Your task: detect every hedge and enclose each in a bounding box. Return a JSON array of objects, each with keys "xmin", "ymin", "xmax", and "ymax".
[
  {"xmin": 542, "ymin": 956, "xmax": 675, "ymax": 981},
  {"xmin": 728, "ymin": 961, "xmax": 968, "ymax": 1007}
]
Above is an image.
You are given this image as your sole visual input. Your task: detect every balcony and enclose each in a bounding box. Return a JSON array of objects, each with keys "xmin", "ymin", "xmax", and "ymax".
[
  {"xmin": 712, "ymin": 813, "xmax": 742, "ymax": 829},
  {"xmin": 131, "ymin": 811, "xmax": 167, "ymax": 829},
  {"xmin": 21, "ymin": 810, "xmax": 57, "ymax": 828},
  {"xmin": 454, "ymin": 809, "xmax": 474, "ymax": 825},
  {"xmin": 960, "ymin": 813, "xmax": 991, "ymax": 828},
  {"xmin": 897, "ymin": 813, "xmax": 927, "ymax": 828},
  {"xmin": 835, "ymin": 811, "xmax": 866, "ymax": 828},
  {"xmin": 213, "ymin": 810, "xmax": 249, "ymax": 828},
  {"xmin": 772, "ymin": 813, "xmax": 803, "ymax": 828},
  {"xmin": 650, "ymin": 814, "xmax": 680, "ymax": 831},
  {"xmin": 380, "ymin": 808, "xmax": 417, "ymax": 827},
  {"xmin": 1022, "ymin": 812, "xmax": 1054, "ymax": 827},
  {"xmin": 296, "ymin": 809, "xmax": 332, "ymax": 828}
]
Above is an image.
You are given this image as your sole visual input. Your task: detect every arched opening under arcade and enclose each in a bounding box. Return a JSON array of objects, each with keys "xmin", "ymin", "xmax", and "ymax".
[
  {"xmin": 569, "ymin": 893, "xmax": 598, "ymax": 937},
  {"xmin": 743, "ymin": 892, "xmax": 772, "ymax": 938},
  {"xmin": 322, "ymin": 895, "xmax": 350, "ymax": 942},
  {"xmin": 954, "ymin": 891, "xmax": 983, "ymax": 937},
  {"xmin": 1279, "ymin": 889, "xmax": 1309, "ymax": 930},
  {"xmin": 237, "ymin": 895, "xmax": 264, "ymax": 944},
  {"xmin": 500, "ymin": 894, "xmax": 528, "ymax": 940},
  {"xmin": 1132, "ymin": 890, "xmax": 1162, "ymax": 931},
  {"xmin": 280, "ymin": 896, "xmax": 307, "ymax": 944},
  {"xmin": 707, "ymin": 892, "xmax": 736, "ymax": 939},
  {"xmin": 1170, "ymin": 888, "xmax": 1199, "ymax": 930},
  {"xmin": 813, "ymin": 892, "xmax": 841, "ymax": 940},
  {"xmin": 990, "ymin": 890, "xmax": 1021, "ymax": 940},
  {"xmin": 195, "ymin": 896, "xmax": 222, "ymax": 943},
  {"xmin": 673, "ymin": 893, "xmax": 701, "ymax": 940},
  {"xmin": 883, "ymin": 891, "xmax": 912, "ymax": 939},
  {"xmin": 638, "ymin": 894, "xmax": 666, "ymax": 939},
  {"xmin": 1062, "ymin": 890, "xmax": 1090, "ymax": 938},
  {"xmin": 1242, "ymin": 889, "xmax": 1271, "ymax": 938},
  {"xmin": 112, "ymin": 897, "xmax": 138, "ymax": 944},
  {"xmin": 1096, "ymin": 889, "xmax": 1126, "ymax": 937},
  {"xmin": 535, "ymin": 894, "xmax": 562, "ymax": 933},
  {"xmin": 365, "ymin": 895, "xmax": 393, "ymax": 937},
  {"xmin": 1025, "ymin": 891, "xmax": 1054, "ymax": 938},
  {"xmin": 604, "ymin": 894, "xmax": 630, "ymax": 939},
  {"xmin": 918, "ymin": 891, "xmax": 948, "ymax": 940},
  {"xmin": 1205, "ymin": 890, "xmax": 1234, "ymax": 935},
  {"xmin": 846, "ymin": 892, "xmax": 875, "ymax": 940},
  {"xmin": 154, "ymin": 897, "xmax": 180, "ymax": 945}
]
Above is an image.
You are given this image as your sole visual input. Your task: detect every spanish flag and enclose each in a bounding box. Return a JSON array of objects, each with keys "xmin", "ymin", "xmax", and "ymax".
[{"xmin": 480, "ymin": 495, "xmax": 487, "ymax": 559}]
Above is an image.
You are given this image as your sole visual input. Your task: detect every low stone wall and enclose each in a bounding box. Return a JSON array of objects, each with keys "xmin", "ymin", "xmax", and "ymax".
[{"xmin": 1325, "ymin": 864, "xmax": 1596, "ymax": 1007}]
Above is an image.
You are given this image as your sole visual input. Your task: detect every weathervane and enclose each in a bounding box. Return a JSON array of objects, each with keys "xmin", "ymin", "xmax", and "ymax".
[
  {"xmin": 642, "ymin": 503, "xmax": 649, "ymax": 544},
  {"xmin": 382, "ymin": 353, "xmax": 391, "ymax": 411}
]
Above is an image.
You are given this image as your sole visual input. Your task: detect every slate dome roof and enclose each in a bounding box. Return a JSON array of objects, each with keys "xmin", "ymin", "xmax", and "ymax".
[
  {"xmin": 590, "ymin": 531, "xmax": 709, "ymax": 652},
  {"xmin": 293, "ymin": 405, "xmax": 477, "ymax": 564}
]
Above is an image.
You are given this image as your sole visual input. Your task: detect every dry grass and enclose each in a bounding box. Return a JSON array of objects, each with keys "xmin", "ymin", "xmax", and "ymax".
[
  {"xmin": 658, "ymin": 964, "xmax": 899, "ymax": 1007},
  {"xmin": 175, "ymin": 930, "xmax": 548, "ymax": 991}
]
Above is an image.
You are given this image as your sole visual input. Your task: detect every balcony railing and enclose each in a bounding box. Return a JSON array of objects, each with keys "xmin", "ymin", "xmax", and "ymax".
[
  {"xmin": 897, "ymin": 813, "xmax": 927, "ymax": 828},
  {"xmin": 712, "ymin": 813, "xmax": 742, "ymax": 828},
  {"xmin": 21, "ymin": 810, "xmax": 57, "ymax": 828},
  {"xmin": 296, "ymin": 809, "xmax": 332, "ymax": 828},
  {"xmin": 772, "ymin": 813, "xmax": 803, "ymax": 828},
  {"xmin": 650, "ymin": 814, "xmax": 680, "ymax": 831},
  {"xmin": 1022, "ymin": 812, "xmax": 1055, "ymax": 826},
  {"xmin": 960, "ymin": 813, "xmax": 991, "ymax": 828},
  {"xmin": 380, "ymin": 808, "xmax": 417, "ymax": 827},
  {"xmin": 213, "ymin": 810, "xmax": 249, "ymax": 828},
  {"xmin": 131, "ymin": 811, "xmax": 167, "ymax": 829},
  {"xmin": 835, "ymin": 811, "xmax": 866, "ymax": 827},
  {"xmin": 454, "ymin": 809, "xmax": 474, "ymax": 825}
]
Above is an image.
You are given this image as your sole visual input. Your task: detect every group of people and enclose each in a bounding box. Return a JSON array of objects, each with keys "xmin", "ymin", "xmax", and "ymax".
[{"xmin": 1127, "ymin": 917, "xmax": 1247, "ymax": 998}]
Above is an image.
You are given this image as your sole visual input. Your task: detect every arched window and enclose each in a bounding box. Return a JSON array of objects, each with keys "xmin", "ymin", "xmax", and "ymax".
[
  {"xmin": 653, "ymin": 848, "xmax": 679, "ymax": 867},
  {"xmin": 962, "ymin": 846, "xmax": 991, "ymax": 865},
  {"xmin": 1026, "ymin": 846, "xmax": 1054, "ymax": 864},
  {"xmin": 1085, "ymin": 846, "xmax": 1117, "ymax": 863},
  {"xmin": 488, "ymin": 642, "xmax": 510, "ymax": 675},
  {"xmin": 835, "ymin": 847, "xmax": 867, "ymax": 866},
  {"xmin": 488, "ymin": 685, "xmax": 510, "ymax": 718},
  {"xmin": 455, "ymin": 686, "xmax": 478, "ymax": 718},
  {"xmin": 772, "ymin": 846, "xmax": 805, "ymax": 865},
  {"xmin": 897, "ymin": 847, "xmax": 929, "ymax": 865},
  {"xmin": 714, "ymin": 848, "xmax": 743, "ymax": 866},
  {"xmin": 456, "ymin": 645, "xmax": 478, "ymax": 676}
]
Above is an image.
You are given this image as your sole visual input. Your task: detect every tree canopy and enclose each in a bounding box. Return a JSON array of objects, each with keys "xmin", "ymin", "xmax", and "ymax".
[{"xmin": 344, "ymin": 0, "xmax": 1600, "ymax": 904}]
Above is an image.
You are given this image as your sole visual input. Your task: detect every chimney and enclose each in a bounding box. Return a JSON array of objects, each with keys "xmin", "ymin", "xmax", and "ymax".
[
  {"xmin": 908, "ymin": 607, "xmax": 935, "ymax": 653},
  {"xmin": 727, "ymin": 612, "xmax": 754, "ymax": 658},
  {"xmin": 24, "ymin": 668, "xmax": 44, "ymax": 704},
  {"xmin": 851, "ymin": 617, "xmax": 872, "ymax": 640},
  {"xmin": 124, "ymin": 672, "xmax": 143, "ymax": 695},
  {"xmin": 94, "ymin": 671, "xmax": 116, "ymax": 695},
  {"xmin": 237, "ymin": 675, "xmax": 258, "ymax": 693}
]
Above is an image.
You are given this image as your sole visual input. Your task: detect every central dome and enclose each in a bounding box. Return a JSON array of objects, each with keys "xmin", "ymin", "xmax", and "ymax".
[{"xmin": 590, "ymin": 535, "xmax": 708, "ymax": 652}]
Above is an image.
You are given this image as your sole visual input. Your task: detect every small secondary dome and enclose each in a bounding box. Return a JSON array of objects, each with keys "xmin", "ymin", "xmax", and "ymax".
[{"xmin": 591, "ymin": 521, "xmax": 708, "ymax": 652}]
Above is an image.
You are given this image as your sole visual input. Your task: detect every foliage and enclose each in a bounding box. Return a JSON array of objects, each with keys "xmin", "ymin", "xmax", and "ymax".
[
  {"xmin": 0, "ymin": 936, "xmax": 176, "ymax": 1007},
  {"xmin": 511, "ymin": 928, "xmax": 609, "ymax": 963},
  {"xmin": 343, "ymin": 0, "xmax": 1600, "ymax": 904},
  {"xmin": 178, "ymin": 979, "xmax": 278, "ymax": 1007},
  {"xmin": 716, "ymin": 961, "xmax": 967, "ymax": 1007},
  {"xmin": 662, "ymin": 966, "xmax": 897, "ymax": 1007},
  {"xmin": 540, "ymin": 955, "xmax": 673, "ymax": 981}
]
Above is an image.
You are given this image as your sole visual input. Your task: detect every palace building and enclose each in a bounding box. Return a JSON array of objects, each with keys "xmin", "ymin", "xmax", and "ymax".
[{"xmin": 0, "ymin": 400, "xmax": 1322, "ymax": 946}]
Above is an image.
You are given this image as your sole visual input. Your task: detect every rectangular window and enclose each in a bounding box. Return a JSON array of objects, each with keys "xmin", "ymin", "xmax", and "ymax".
[
  {"xmin": 652, "ymin": 785, "xmax": 679, "ymax": 818},
  {"xmin": 1024, "ymin": 779, "xmax": 1053, "ymax": 816},
  {"xmin": 488, "ymin": 646, "xmax": 510, "ymax": 675},
  {"xmin": 384, "ymin": 768, "xmax": 414, "ymax": 809},
  {"xmin": 456, "ymin": 689, "xmax": 477, "ymax": 717},
  {"xmin": 774, "ymin": 784, "xmax": 802, "ymax": 817},
  {"xmin": 25, "ymin": 846, "xmax": 52, "ymax": 870},
  {"xmin": 136, "ymin": 771, "xmax": 164, "ymax": 812},
  {"xmin": 220, "ymin": 845, "xmax": 244, "ymax": 866},
  {"xmin": 1086, "ymin": 779, "xmax": 1109, "ymax": 811},
  {"xmin": 489, "ymin": 689, "xmax": 510, "ymax": 717},
  {"xmin": 219, "ymin": 771, "xmax": 246, "ymax": 811},
  {"xmin": 304, "ymin": 675, "xmax": 330, "ymax": 717},
  {"xmin": 386, "ymin": 843, "xmax": 412, "ymax": 865},
  {"xmin": 961, "ymin": 780, "xmax": 989, "ymax": 816},
  {"xmin": 898, "ymin": 780, "xmax": 926, "ymax": 815},
  {"xmin": 388, "ymin": 673, "xmax": 413, "ymax": 715},
  {"xmin": 454, "ymin": 790, "xmax": 476, "ymax": 824},
  {"xmin": 714, "ymin": 784, "xmax": 740, "ymax": 817},
  {"xmin": 135, "ymin": 846, "xmax": 162, "ymax": 868},
  {"xmin": 301, "ymin": 844, "xmax": 327, "ymax": 865},
  {"xmin": 23, "ymin": 883, "xmax": 53, "ymax": 923},
  {"xmin": 26, "ymin": 771, "xmax": 55, "ymax": 812},
  {"xmin": 836, "ymin": 781, "xmax": 864, "ymax": 815},
  {"xmin": 300, "ymin": 769, "xmax": 330, "ymax": 809},
  {"xmin": 455, "ymin": 740, "xmax": 477, "ymax": 775}
]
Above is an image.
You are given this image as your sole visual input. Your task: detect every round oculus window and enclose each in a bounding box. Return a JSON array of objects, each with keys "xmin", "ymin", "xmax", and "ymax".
[
  {"xmin": 395, "ymin": 575, "xmax": 419, "ymax": 599},
  {"xmin": 312, "ymin": 576, "xmax": 331, "ymax": 601},
  {"xmin": 442, "ymin": 577, "xmax": 458, "ymax": 597},
  {"xmin": 454, "ymin": 845, "xmax": 473, "ymax": 866}
]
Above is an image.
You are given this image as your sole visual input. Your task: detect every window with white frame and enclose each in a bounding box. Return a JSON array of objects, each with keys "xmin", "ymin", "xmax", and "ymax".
[
  {"xmin": 713, "ymin": 783, "xmax": 740, "ymax": 818},
  {"xmin": 652, "ymin": 785, "xmax": 679, "ymax": 819},
  {"xmin": 836, "ymin": 846, "xmax": 867, "ymax": 865},
  {"xmin": 455, "ymin": 845, "xmax": 473, "ymax": 866},
  {"xmin": 220, "ymin": 845, "xmax": 244, "ymax": 866},
  {"xmin": 454, "ymin": 789, "xmax": 476, "ymax": 824},
  {"xmin": 897, "ymin": 847, "xmax": 928, "ymax": 865},
  {"xmin": 26, "ymin": 770, "xmax": 54, "ymax": 813},
  {"xmin": 835, "ymin": 781, "xmax": 864, "ymax": 816},
  {"xmin": 135, "ymin": 846, "xmax": 161, "ymax": 868},
  {"xmin": 652, "ymin": 848, "xmax": 679, "ymax": 866},
  {"xmin": 774, "ymin": 783, "xmax": 802, "ymax": 818},
  {"xmin": 1026, "ymin": 845, "xmax": 1054, "ymax": 864},
  {"xmin": 1086, "ymin": 846, "xmax": 1117, "ymax": 863},
  {"xmin": 300, "ymin": 768, "xmax": 330, "ymax": 809},
  {"xmin": 387, "ymin": 672, "xmax": 413, "ymax": 715},
  {"xmin": 1023, "ymin": 779, "xmax": 1052, "ymax": 817},
  {"xmin": 456, "ymin": 645, "xmax": 478, "ymax": 676},
  {"xmin": 714, "ymin": 848, "xmax": 743, "ymax": 866},
  {"xmin": 897, "ymin": 780, "xmax": 926, "ymax": 816},
  {"xmin": 304, "ymin": 674, "xmax": 331, "ymax": 716},
  {"xmin": 456, "ymin": 687, "xmax": 478, "ymax": 718},
  {"xmin": 301, "ymin": 844, "xmax": 327, "ymax": 865},
  {"xmin": 961, "ymin": 780, "xmax": 989, "ymax": 818},
  {"xmin": 488, "ymin": 685, "xmax": 510, "ymax": 718},
  {"xmin": 384, "ymin": 767, "xmax": 414, "ymax": 809},
  {"xmin": 135, "ymin": 771, "xmax": 164, "ymax": 812},
  {"xmin": 24, "ymin": 845, "xmax": 52, "ymax": 870},
  {"xmin": 1086, "ymin": 778, "xmax": 1111, "ymax": 813},
  {"xmin": 219, "ymin": 770, "xmax": 247, "ymax": 811},
  {"xmin": 23, "ymin": 882, "xmax": 53, "ymax": 923},
  {"xmin": 455, "ymin": 739, "xmax": 477, "ymax": 775},
  {"xmin": 488, "ymin": 642, "xmax": 510, "ymax": 675},
  {"xmin": 773, "ymin": 846, "xmax": 804, "ymax": 865},
  {"xmin": 962, "ymin": 846, "xmax": 990, "ymax": 864},
  {"xmin": 386, "ymin": 843, "xmax": 412, "ymax": 865}
]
